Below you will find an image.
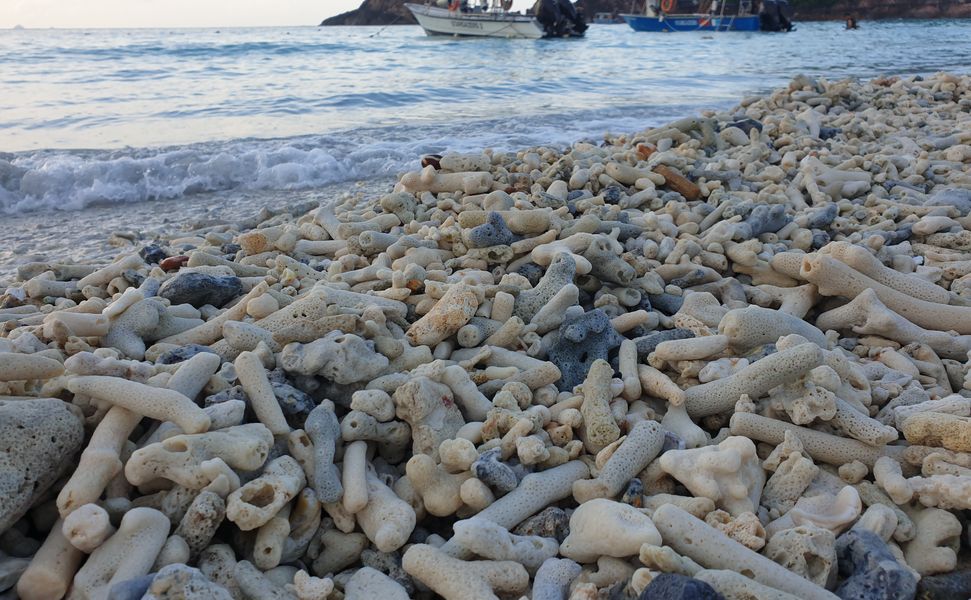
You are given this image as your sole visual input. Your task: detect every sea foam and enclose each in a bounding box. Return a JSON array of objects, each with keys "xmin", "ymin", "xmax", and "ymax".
[{"xmin": 0, "ymin": 108, "xmax": 676, "ymax": 213}]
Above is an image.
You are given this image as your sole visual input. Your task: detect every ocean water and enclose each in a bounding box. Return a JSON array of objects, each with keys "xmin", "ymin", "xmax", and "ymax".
[{"xmin": 1, "ymin": 20, "xmax": 969, "ymax": 212}]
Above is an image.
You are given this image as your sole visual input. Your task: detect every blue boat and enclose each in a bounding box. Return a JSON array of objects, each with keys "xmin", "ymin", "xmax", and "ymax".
[
  {"xmin": 621, "ymin": 0, "xmax": 792, "ymax": 32},
  {"xmin": 621, "ymin": 13, "xmax": 760, "ymax": 31}
]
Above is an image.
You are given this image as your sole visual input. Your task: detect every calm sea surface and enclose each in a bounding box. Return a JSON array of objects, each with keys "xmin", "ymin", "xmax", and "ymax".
[{"xmin": 1, "ymin": 20, "xmax": 969, "ymax": 211}]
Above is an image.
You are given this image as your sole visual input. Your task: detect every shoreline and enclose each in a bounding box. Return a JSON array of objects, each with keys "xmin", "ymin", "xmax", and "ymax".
[
  {"xmin": 0, "ymin": 179, "xmax": 395, "ymax": 283},
  {"xmin": 2, "ymin": 73, "xmax": 971, "ymax": 599}
]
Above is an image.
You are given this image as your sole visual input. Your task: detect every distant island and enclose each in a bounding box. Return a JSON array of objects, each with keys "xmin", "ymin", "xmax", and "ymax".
[{"xmin": 322, "ymin": 0, "xmax": 971, "ymax": 25}]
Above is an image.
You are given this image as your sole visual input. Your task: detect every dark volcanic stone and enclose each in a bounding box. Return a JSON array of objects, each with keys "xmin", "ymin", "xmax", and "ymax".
[
  {"xmin": 272, "ymin": 381, "xmax": 314, "ymax": 426},
  {"xmin": 640, "ymin": 573, "xmax": 725, "ymax": 600},
  {"xmin": 122, "ymin": 269, "xmax": 145, "ymax": 287},
  {"xmin": 647, "ymin": 292, "xmax": 683, "ymax": 315},
  {"xmin": 466, "ymin": 211, "xmax": 514, "ymax": 248},
  {"xmin": 138, "ymin": 244, "xmax": 168, "ymax": 264},
  {"xmin": 204, "ymin": 385, "xmax": 246, "ymax": 407},
  {"xmin": 158, "ymin": 272, "xmax": 242, "ymax": 308},
  {"xmin": 729, "ymin": 118, "xmax": 763, "ymax": 134},
  {"xmin": 819, "ymin": 126, "xmax": 842, "ymax": 139},
  {"xmin": 670, "ymin": 268, "xmax": 714, "ymax": 289},
  {"xmin": 547, "ymin": 308, "xmax": 624, "ymax": 391},
  {"xmin": 471, "ymin": 448, "xmax": 518, "ymax": 493},
  {"xmin": 602, "ymin": 186, "xmax": 623, "ymax": 203},
  {"xmin": 917, "ymin": 570, "xmax": 971, "ymax": 600},
  {"xmin": 515, "ymin": 262, "xmax": 544, "ymax": 287},
  {"xmin": 811, "ymin": 231, "xmax": 832, "ymax": 250},
  {"xmin": 805, "ymin": 203, "xmax": 838, "ymax": 229},
  {"xmin": 834, "ymin": 529, "xmax": 917, "ymax": 600},
  {"xmin": 512, "ymin": 507, "xmax": 570, "ymax": 543},
  {"xmin": 220, "ymin": 243, "xmax": 242, "ymax": 256},
  {"xmin": 266, "ymin": 368, "xmax": 289, "ymax": 385},
  {"xmin": 631, "ymin": 328, "xmax": 694, "ymax": 361},
  {"xmin": 156, "ymin": 344, "xmax": 217, "ymax": 365},
  {"xmin": 741, "ymin": 203, "xmax": 790, "ymax": 238},
  {"xmin": 635, "ymin": 294, "xmax": 653, "ymax": 312}
]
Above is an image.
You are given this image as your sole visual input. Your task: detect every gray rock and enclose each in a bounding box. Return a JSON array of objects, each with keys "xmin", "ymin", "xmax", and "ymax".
[
  {"xmin": 107, "ymin": 574, "xmax": 155, "ymax": 600},
  {"xmin": 0, "ymin": 398, "xmax": 84, "ymax": 534},
  {"xmin": 646, "ymin": 293, "xmax": 684, "ymax": 316},
  {"xmin": 925, "ymin": 187, "xmax": 971, "ymax": 216},
  {"xmin": 158, "ymin": 272, "xmax": 242, "ymax": 308},
  {"xmin": 512, "ymin": 507, "xmax": 570, "ymax": 543},
  {"xmin": 546, "ymin": 308, "xmax": 623, "ymax": 390},
  {"xmin": 143, "ymin": 564, "xmax": 233, "ymax": 599},
  {"xmin": 0, "ymin": 555, "xmax": 30, "ymax": 593},
  {"xmin": 835, "ymin": 528, "xmax": 917, "ymax": 600},
  {"xmin": 204, "ymin": 385, "xmax": 247, "ymax": 407},
  {"xmin": 471, "ymin": 448, "xmax": 518, "ymax": 493},
  {"xmin": 917, "ymin": 570, "xmax": 971, "ymax": 600},
  {"xmin": 805, "ymin": 203, "xmax": 838, "ymax": 229},
  {"xmin": 640, "ymin": 573, "xmax": 725, "ymax": 600},
  {"xmin": 515, "ymin": 262, "xmax": 544, "ymax": 287},
  {"xmin": 728, "ymin": 118, "xmax": 763, "ymax": 134},
  {"xmin": 738, "ymin": 203, "xmax": 790, "ymax": 238},
  {"xmin": 156, "ymin": 344, "xmax": 216, "ymax": 365},
  {"xmin": 271, "ymin": 381, "xmax": 314, "ymax": 426},
  {"xmin": 466, "ymin": 211, "xmax": 514, "ymax": 248},
  {"xmin": 139, "ymin": 244, "xmax": 169, "ymax": 264}
]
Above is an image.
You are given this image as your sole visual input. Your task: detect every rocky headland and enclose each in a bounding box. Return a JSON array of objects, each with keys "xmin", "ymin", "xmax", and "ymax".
[{"xmin": 322, "ymin": 0, "xmax": 971, "ymax": 26}]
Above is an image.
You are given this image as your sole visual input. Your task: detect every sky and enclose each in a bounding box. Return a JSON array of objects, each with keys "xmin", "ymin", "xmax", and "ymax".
[{"xmin": 1, "ymin": 0, "xmax": 535, "ymax": 29}]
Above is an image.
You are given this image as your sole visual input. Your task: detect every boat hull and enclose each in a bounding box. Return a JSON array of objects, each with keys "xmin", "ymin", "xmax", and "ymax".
[
  {"xmin": 405, "ymin": 3, "xmax": 545, "ymax": 39},
  {"xmin": 621, "ymin": 13, "xmax": 761, "ymax": 31}
]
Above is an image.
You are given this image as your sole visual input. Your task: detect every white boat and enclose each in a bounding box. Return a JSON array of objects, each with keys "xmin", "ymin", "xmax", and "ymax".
[
  {"xmin": 405, "ymin": 2, "xmax": 545, "ymax": 38},
  {"xmin": 405, "ymin": 0, "xmax": 587, "ymax": 39}
]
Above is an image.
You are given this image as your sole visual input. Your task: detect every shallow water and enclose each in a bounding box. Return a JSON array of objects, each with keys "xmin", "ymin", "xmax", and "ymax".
[{"xmin": 1, "ymin": 20, "xmax": 969, "ymax": 212}]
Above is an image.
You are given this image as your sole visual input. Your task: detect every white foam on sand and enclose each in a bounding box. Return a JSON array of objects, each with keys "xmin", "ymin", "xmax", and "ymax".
[
  {"xmin": 0, "ymin": 106, "xmax": 692, "ymax": 214},
  {"xmin": 0, "ymin": 179, "xmax": 394, "ymax": 283}
]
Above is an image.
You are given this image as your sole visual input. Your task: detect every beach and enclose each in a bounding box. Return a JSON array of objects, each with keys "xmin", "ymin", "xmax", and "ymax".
[
  {"xmin": 0, "ymin": 180, "xmax": 393, "ymax": 282},
  {"xmin": 2, "ymin": 71, "xmax": 971, "ymax": 599}
]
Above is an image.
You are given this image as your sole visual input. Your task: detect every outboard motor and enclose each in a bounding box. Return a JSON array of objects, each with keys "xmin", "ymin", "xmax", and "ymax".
[
  {"xmin": 557, "ymin": 0, "xmax": 588, "ymax": 35},
  {"xmin": 534, "ymin": 0, "xmax": 587, "ymax": 37},
  {"xmin": 777, "ymin": 0, "xmax": 793, "ymax": 30},
  {"xmin": 759, "ymin": 0, "xmax": 793, "ymax": 31}
]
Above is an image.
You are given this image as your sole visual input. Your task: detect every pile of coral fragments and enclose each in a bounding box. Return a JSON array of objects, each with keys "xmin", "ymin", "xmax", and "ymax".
[{"xmin": 3, "ymin": 72, "xmax": 971, "ymax": 600}]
